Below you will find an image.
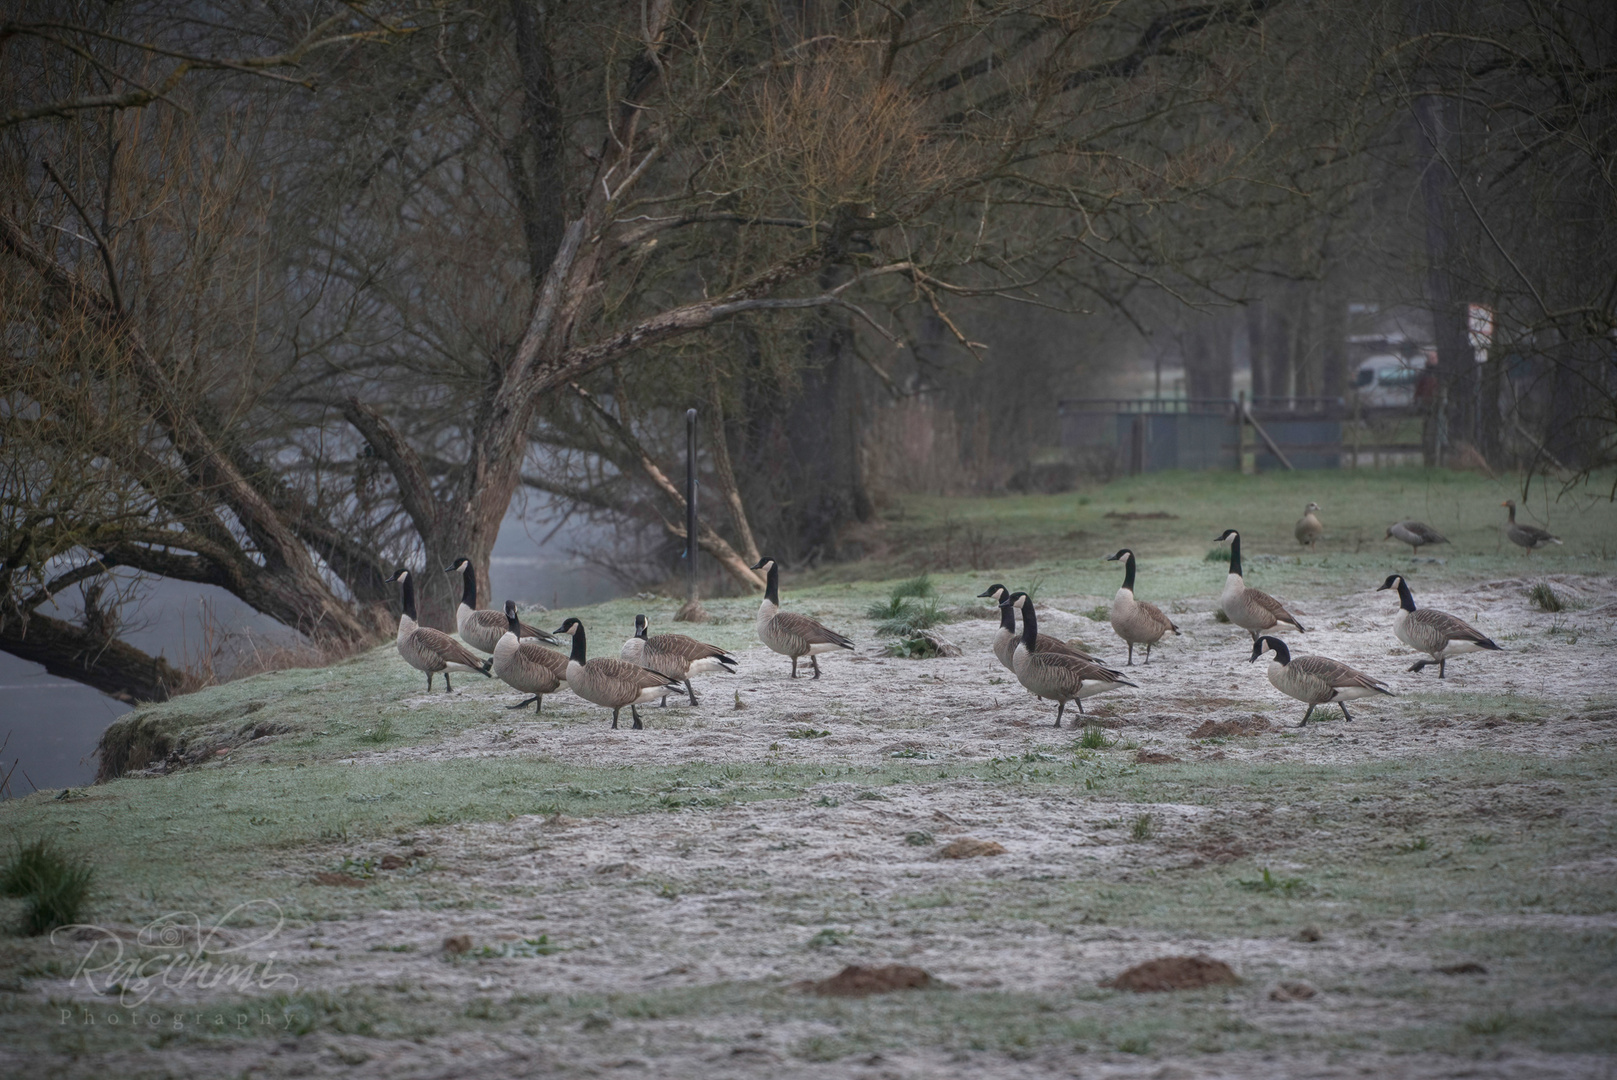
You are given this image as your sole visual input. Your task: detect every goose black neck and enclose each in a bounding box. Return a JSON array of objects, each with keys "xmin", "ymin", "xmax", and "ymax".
[
  {"xmin": 398, "ymin": 575, "xmax": 416, "ymax": 621},
  {"xmin": 635, "ymin": 623, "xmax": 648, "ymax": 640},
  {"xmin": 998, "ymin": 599, "xmax": 1015, "ymax": 633},
  {"xmin": 1120, "ymin": 553, "xmax": 1137, "ymax": 591},
  {"xmin": 764, "ymin": 563, "xmax": 779, "ymax": 604},
  {"xmin": 569, "ymin": 623, "xmax": 588, "ymax": 663},
  {"xmin": 1262, "ymin": 635, "xmax": 1290, "ymax": 664},
  {"xmin": 1229, "ymin": 532, "xmax": 1243, "ymax": 577},
  {"xmin": 505, "ymin": 611, "xmax": 520, "ymax": 634},
  {"xmin": 1020, "ymin": 598, "xmax": 1038, "ymax": 649},
  {"xmin": 460, "ymin": 564, "xmax": 478, "ymax": 608},
  {"xmin": 1396, "ymin": 578, "xmax": 1416, "ymax": 612}
]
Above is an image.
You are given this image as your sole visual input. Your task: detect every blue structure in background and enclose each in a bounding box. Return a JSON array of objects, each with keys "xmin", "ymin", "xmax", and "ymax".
[{"xmin": 1058, "ymin": 398, "xmax": 1346, "ymax": 473}]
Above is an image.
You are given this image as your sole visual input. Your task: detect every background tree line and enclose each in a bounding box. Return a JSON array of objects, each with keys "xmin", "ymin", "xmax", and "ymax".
[{"xmin": 2, "ymin": 0, "xmax": 1612, "ymax": 701}]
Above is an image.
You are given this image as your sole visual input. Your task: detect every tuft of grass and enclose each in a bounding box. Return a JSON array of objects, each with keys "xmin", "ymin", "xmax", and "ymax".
[
  {"xmin": 786, "ymin": 727, "xmax": 830, "ymax": 739},
  {"xmin": 1, "ymin": 838, "xmax": 94, "ymax": 935},
  {"xmin": 891, "ymin": 574, "xmax": 936, "ymax": 601},
  {"xmin": 874, "ymin": 597, "xmax": 949, "ymax": 637},
  {"xmin": 1083, "ymin": 605, "xmax": 1109, "ymax": 622},
  {"xmin": 356, "ymin": 719, "xmax": 394, "ymax": 744},
  {"xmin": 1395, "ymin": 836, "xmax": 1431, "ymax": 854},
  {"xmin": 1527, "ymin": 583, "xmax": 1564, "ymax": 612},
  {"xmin": 1204, "ymin": 545, "xmax": 1233, "ymax": 563},
  {"xmin": 1212, "ymin": 608, "xmax": 1231, "ymax": 623},
  {"xmin": 1130, "ymin": 813, "xmax": 1155, "ymax": 841},
  {"xmin": 1237, "ymin": 867, "xmax": 1309, "ymax": 897},
  {"xmin": 1078, "ymin": 726, "xmax": 1112, "ymax": 750},
  {"xmin": 807, "ymin": 928, "xmax": 845, "ymax": 948},
  {"xmin": 905, "ymin": 830, "xmax": 935, "ymax": 846},
  {"xmin": 881, "ymin": 634, "xmax": 944, "ymax": 659}
]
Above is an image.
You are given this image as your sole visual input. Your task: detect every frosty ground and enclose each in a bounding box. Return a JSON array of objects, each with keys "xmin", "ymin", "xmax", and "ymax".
[{"xmin": 2, "ymin": 470, "xmax": 1615, "ymax": 1079}]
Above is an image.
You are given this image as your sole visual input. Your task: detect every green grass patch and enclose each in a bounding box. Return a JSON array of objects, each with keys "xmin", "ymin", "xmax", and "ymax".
[{"xmin": 1, "ymin": 838, "xmax": 94, "ymax": 935}]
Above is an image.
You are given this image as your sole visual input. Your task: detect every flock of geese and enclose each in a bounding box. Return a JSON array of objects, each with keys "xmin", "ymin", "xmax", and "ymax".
[{"xmin": 387, "ymin": 501, "xmax": 1538, "ymax": 730}]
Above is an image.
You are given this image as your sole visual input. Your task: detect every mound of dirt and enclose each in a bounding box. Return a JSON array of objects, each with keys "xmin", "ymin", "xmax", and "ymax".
[
  {"xmin": 1135, "ymin": 750, "xmax": 1180, "ymax": 764},
  {"xmin": 1103, "ymin": 955, "xmax": 1240, "ymax": 992},
  {"xmin": 312, "ymin": 872, "xmax": 367, "ymax": 887},
  {"xmin": 1190, "ymin": 716, "xmax": 1272, "ymax": 739},
  {"xmin": 938, "ymin": 838, "xmax": 1006, "ymax": 858},
  {"xmin": 805, "ymin": 964, "xmax": 937, "ymax": 997}
]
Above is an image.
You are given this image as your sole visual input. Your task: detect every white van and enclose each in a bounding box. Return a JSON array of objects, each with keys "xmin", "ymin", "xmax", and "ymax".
[{"xmin": 1351, "ymin": 353, "xmax": 1426, "ymax": 409}]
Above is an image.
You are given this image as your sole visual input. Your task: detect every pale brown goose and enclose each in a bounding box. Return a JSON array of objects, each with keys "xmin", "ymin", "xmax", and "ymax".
[
  {"xmin": 388, "ymin": 568, "xmax": 492, "ymax": 692},
  {"xmin": 1295, "ymin": 503, "xmax": 1323, "ymax": 550},
  {"xmin": 1006, "ymin": 592, "xmax": 1135, "ymax": 727},
  {"xmin": 1103, "ymin": 551, "xmax": 1179, "ymax": 665},
  {"xmin": 554, "ymin": 617, "xmax": 683, "ymax": 730},
  {"xmin": 444, "ymin": 557, "xmax": 557, "ymax": 653},
  {"xmin": 1250, "ymin": 635, "xmax": 1392, "ymax": 726},
  {"xmin": 621, "ymin": 614, "xmax": 738, "ymax": 706},
  {"xmin": 492, "ymin": 601, "xmax": 571, "ymax": 712},
  {"xmin": 977, "ymin": 583, "xmax": 1101, "ymax": 670},
  {"xmin": 1376, "ymin": 574, "xmax": 1500, "ymax": 678},
  {"xmin": 1502, "ymin": 501, "xmax": 1562, "ymax": 555},
  {"xmin": 1386, "ymin": 521, "xmax": 1448, "ymax": 555},
  {"xmin": 750, "ymin": 557, "xmax": 854, "ymax": 678},
  {"xmin": 1214, "ymin": 529, "xmax": 1306, "ymax": 641}
]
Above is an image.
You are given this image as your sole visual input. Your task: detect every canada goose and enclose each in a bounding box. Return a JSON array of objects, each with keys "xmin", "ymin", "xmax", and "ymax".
[
  {"xmin": 388, "ymin": 568, "xmax": 492, "ymax": 692},
  {"xmin": 1386, "ymin": 521, "xmax": 1448, "ymax": 555},
  {"xmin": 1213, "ymin": 529, "xmax": 1306, "ymax": 641},
  {"xmin": 554, "ymin": 617, "xmax": 683, "ymax": 729},
  {"xmin": 444, "ymin": 557, "xmax": 558, "ymax": 653},
  {"xmin": 749, "ymin": 557, "xmax": 855, "ymax": 678},
  {"xmin": 1295, "ymin": 503, "xmax": 1323, "ymax": 550},
  {"xmin": 493, "ymin": 601, "xmax": 570, "ymax": 712},
  {"xmin": 621, "ymin": 614, "xmax": 738, "ymax": 706},
  {"xmin": 1376, "ymin": 574, "xmax": 1501, "ymax": 678},
  {"xmin": 1250, "ymin": 635, "xmax": 1392, "ymax": 725},
  {"xmin": 1005, "ymin": 592, "xmax": 1135, "ymax": 727},
  {"xmin": 976, "ymin": 584, "xmax": 1102, "ymax": 670},
  {"xmin": 1103, "ymin": 551, "xmax": 1180, "ymax": 664},
  {"xmin": 1502, "ymin": 501, "xmax": 1562, "ymax": 555}
]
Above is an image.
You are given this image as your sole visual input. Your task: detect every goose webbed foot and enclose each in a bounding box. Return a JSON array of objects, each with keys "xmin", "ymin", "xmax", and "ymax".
[
  {"xmin": 507, "ymin": 697, "xmax": 539, "ymax": 710},
  {"xmin": 631, "ymin": 705, "xmax": 644, "ymax": 730},
  {"xmin": 1340, "ymin": 702, "xmax": 1354, "ymax": 722},
  {"xmin": 1408, "ymin": 660, "xmax": 1428, "ymax": 674},
  {"xmin": 1054, "ymin": 701, "xmax": 1066, "ymax": 728},
  {"xmin": 443, "ymin": 673, "xmax": 453, "ymax": 693},
  {"xmin": 685, "ymin": 679, "xmax": 698, "ymax": 706},
  {"xmin": 811, "ymin": 655, "xmax": 821, "ymax": 679}
]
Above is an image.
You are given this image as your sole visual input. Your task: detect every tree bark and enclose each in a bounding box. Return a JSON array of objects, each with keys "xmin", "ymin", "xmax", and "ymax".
[
  {"xmin": 0, "ymin": 607, "xmax": 183, "ymax": 703},
  {"xmin": 1413, "ymin": 89, "xmax": 1476, "ymax": 464}
]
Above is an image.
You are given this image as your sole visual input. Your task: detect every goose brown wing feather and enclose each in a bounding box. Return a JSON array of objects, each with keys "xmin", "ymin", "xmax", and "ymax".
[
  {"xmin": 1035, "ymin": 634, "xmax": 1100, "ymax": 663},
  {"xmin": 1411, "ymin": 609, "xmax": 1496, "ymax": 646},
  {"xmin": 1249, "ymin": 588, "xmax": 1305, "ymax": 629},
  {"xmin": 774, "ymin": 610, "xmax": 854, "ymax": 648},
  {"xmin": 414, "ymin": 627, "xmax": 487, "ymax": 669},
  {"xmin": 1028, "ymin": 650, "xmax": 1135, "ymax": 686},
  {"xmin": 649, "ymin": 632, "xmax": 738, "ymax": 664},
  {"xmin": 1289, "ymin": 655, "xmax": 1390, "ymax": 693},
  {"xmin": 1136, "ymin": 599, "xmax": 1179, "ymax": 635},
  {"xmin": 518, "ymin": 641, "xmax": 571, "ymax": 677},
  {"xmin": 591, "ymin": 656, "xmax": 683, "ymax": 690}
]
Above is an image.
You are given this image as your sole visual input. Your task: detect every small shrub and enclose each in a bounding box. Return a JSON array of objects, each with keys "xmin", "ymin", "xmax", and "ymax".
[
  {"xmin": 1527, "ymin": 583, "xmax": 1563, "ymax": 612},
  {"xmin": 1205, "ymin": 546, "xmax": 1232, "ymax": 563},
  {"xmin": 1131, "ymin": 813, "xmax": 1155, "ymax": 841},
  {"xmin": 875, "ymin": 597, "xmax": 949, "ymax": 637},
  {"xmin": 881, "ymin": 634, "xmax": 943, "ymax": 659},
  {"xmin": 891, "ymin": 574, "xmax": 936, "ymax": 601},
  {"xmin": 807, "ymin": 928, "xmax": 845, "ymax": 948},
  {"xmin": 1083, "ymin": 605, "xmax": 1109, "ymax": 622},
  {"xmin": 1212, "ymin": 608, "xmax": 1231, "ymax": 623},
  {"xmin": 1395, "ymin": 836, "xmax": 1430, "ymax": 854},
  {"xmin": 904, "ymin": 830, "xmax": 935, "ymax": 846},
  {"xmin": 1237, "ymin": 867, "xmax": 1309, "ymax": 897},
  {"xmin": 1, "ymin": 839, "xmax": 94, "ymax": 935},
  {"xmin": 1078, "ymin": 726, "xmax": 1111, "ymax": 750},
  {"xmin": 786, "ymin": 727, "xmax": 830, "ymax": 739}
]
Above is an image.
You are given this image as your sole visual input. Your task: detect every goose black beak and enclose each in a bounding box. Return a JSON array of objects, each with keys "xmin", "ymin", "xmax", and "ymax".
[
  {"xmin": 1104, "ymin": 553, "xmax": 1121, "ymax": 561},
  {"xmin": 975, "ymin": 588, "xmax": 996, "ymax": 598}
]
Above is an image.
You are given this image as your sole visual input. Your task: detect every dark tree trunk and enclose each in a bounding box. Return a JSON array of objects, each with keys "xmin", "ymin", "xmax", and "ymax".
[
  {"xmin": 1246, "ymin": 301, "xmax": 1268, "ymax": 399},
  {"xmin": 0, "ymin": 608, "xmax": 183, "ymax": 703},
  {"xmin": 1185, "ymin": 318, "xmax": 1233, "ymax": 401},
  {"xmin": 1414, "ymin": 92, "xmax": 1476, "ymax": 464}
]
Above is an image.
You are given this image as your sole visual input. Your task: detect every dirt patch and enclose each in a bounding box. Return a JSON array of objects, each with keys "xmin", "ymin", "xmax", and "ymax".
[
  {"xmin": 1103, "ymin": 510, "xmax": 1179, "ymax": 520},
  {"xmin": 803, "ymin": 964, "xmax": 939, "ymax": 997},
  {"xmin": 1103, "ymin": 955, "xmax": 1240, "ymax": 992},
  {"xmin": 1135, "ymin": 750, "xmax": 1181, "ymax": 764},
  {"xmin": 443, "ymin": 935, "xmax": 472, "ymax": 955},
  {"xmin": 1436, "ymin": 962, "xmax": 1487, "ymax": 975},
  {"xmin": 311, "ymin": 872, "xmax": 368, "ymax": 887},
  {"xmin": 1190, "ymin": 716, "xmax": 1273, "ymax": 739},
  {"xmin": 1271, "ymin": 981, "xmax": 1317, "ymax": 1001},
  {"xmin": 379, "ymin": 854, "xmax": 408, "ymax": 870},
  {"xmin": 938, "ymin": 838, "xmax": 1006, "ymax": 858}
]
